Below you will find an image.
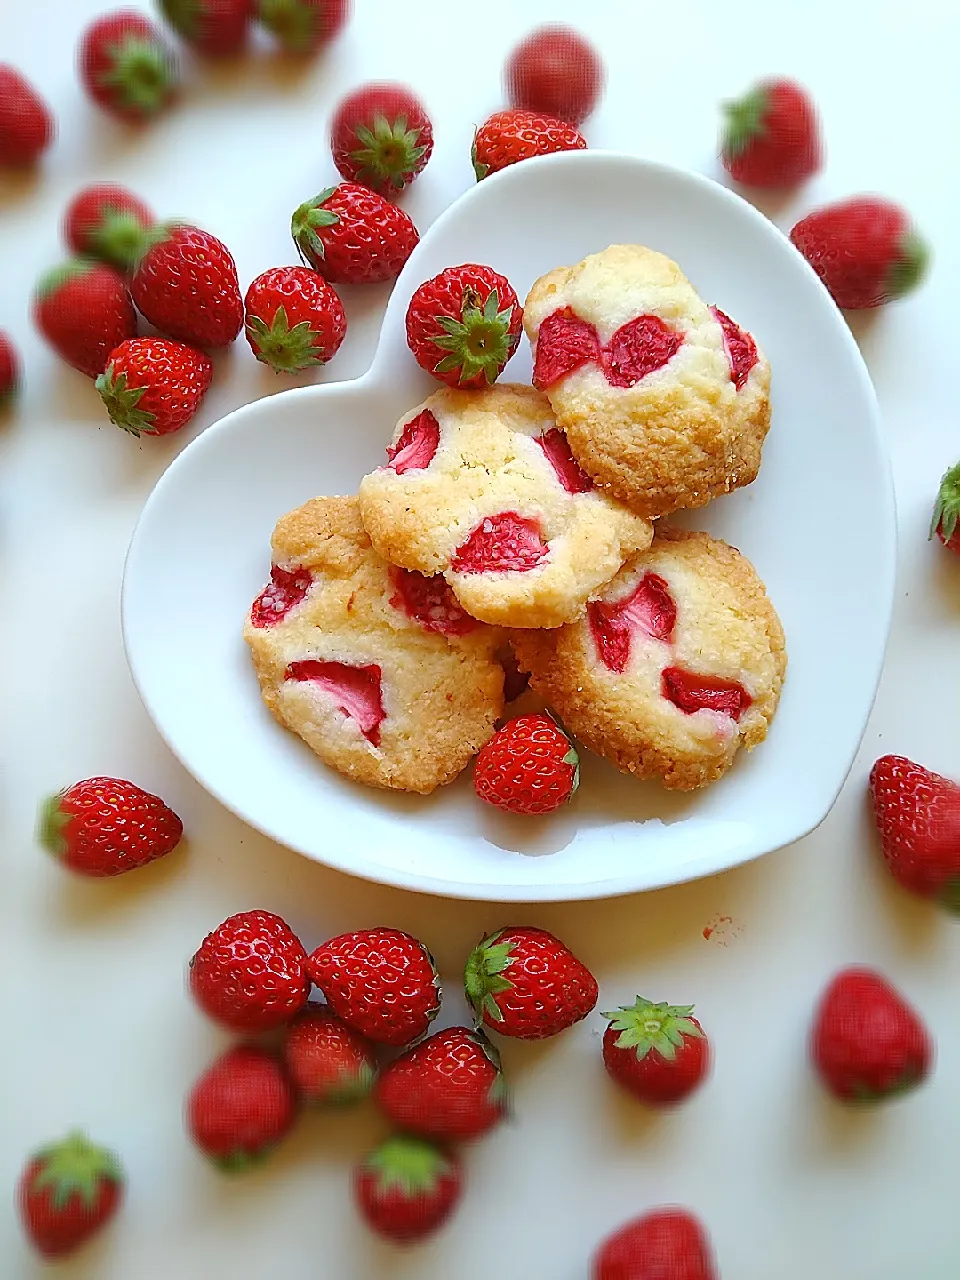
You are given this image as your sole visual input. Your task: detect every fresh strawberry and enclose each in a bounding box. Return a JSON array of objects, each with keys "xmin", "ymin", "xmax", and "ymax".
[
  {"xmin": 405, "ymin": 263, "xmax": 522, "ymax": 388},
  {"xmin": 190, "ymin": 909, "xmax": 310, "ymax": 1032},
  {"xmin": 96, "ymin": 337, "xmax": 212, "ymax": 436},
  {"xmin": 62, "ymin": 182, "xmax": 155, "ymax": 273},
  {"xmin": 186, "ymin": 1045, "xmax": 297, "ymax": 1171},
  {"xmin": 158, "ymin": 0, "xmax": 253, "ymax": 56},
  {"xmin": 931, "ymin": 461, "xmax": 960, "ymax": 556},
  {"xmin": 18, "ymin": 1132, "xmax": 123, "ymax": 1260},
  {"xmin": 33, "ymin": 260, "xmax": 137, "ymax": 378},
  {"xmin": 505, "ymin": 24, "xmax": 603, "ymax": 125},
  {"xmin": 602, "ymin": 997, "xmax": 710, "ymax": 1106},
  {"xmin": 464, "ymin": 925, "xmax": 598, "ymax": 1040},
  {"xmin": 79, "ymin": 11, "xmax": 178, "ymax": 122},
  {"xmin": 472, "ymin": 109, "xmax": 586, "ymax": 181},
  {"xmin": 244, "ymin": 266, "xmax": 346, "ymax": 373},
  {"xmin": 38, "ymin": 776, "xmax": 183, "ymax": 877},
  {"xmin": 374, "ymin": 1026, "xmax": 506, "ymax": 1142},
  {"xmin": 283, "ymin": 1002, "xmax": 376, "ymax": 1104},
  {"xmin": 720, "ymin": 77, "xmax": 821, "ymax": 188},
  {"xmin": 389, "ymin": 566, "xmax": 477, "ymax": 636},
  {"xmin": 0, "ymin": 65, "xmax": 54, "ymax": 166},
  {"xmin": 131, "ymin": 223, "xmax": 242, "ymax": 347},
  {"xmin": 307, "ymin": 927, "xmax": 441, "ymax": 1046},
  {"xmin": 257, "ymin": 0, "xmax": 349, "ymax": 54},
  {"xmin": 592, "ymin": 1207, "xmax": 718, "ymax": 1280},
  {"xmin": 474, "ymin": 713, "xmax": 579, "ymax": 816},
  {"xmin": 790, "ymin": 197, "xmax": 929, "ymax": 309},
  {"xmin": 868, "ymin": 754, "xmax": 960, "ymax": 910},
  {"xmin": 0, "ymin": 329, "xmax": 21, "ymax": 408},
  {"xmin": 331, "ymin": 81, "xmax": 433, "ymax": 196},
  {"xmin": 811, "ymin": 966, "xmax": 934, "ymax": 1103},
  {"xmin": 354, "ymin": 1135, "xmax": 461, "ymax": 1243},
  {"xmin": 292, "ymin": 183, "xmax": 419, "ymax": 285}
]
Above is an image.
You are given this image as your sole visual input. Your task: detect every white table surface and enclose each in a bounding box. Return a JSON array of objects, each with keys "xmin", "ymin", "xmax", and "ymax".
[{"xmin": 2, "ymin": 2, "xmax": 959, "ymax": 1276}]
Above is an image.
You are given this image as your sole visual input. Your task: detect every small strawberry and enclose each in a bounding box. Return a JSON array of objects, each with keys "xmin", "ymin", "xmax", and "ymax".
[
  {"xmin": 131, "ymin": 223, "xmax": 243, "ymax": 347},
  {"xmin": 811, "ymin": 966, "xmax": 934, "ymax": 1103},
  {"xmin": 18, "ymin": 1132, "xmax": 123, "ymax": 1260},
  {"xmin": 186, "ymin": 1045, "xmax": 297, "ymax": 1171},
  {"xmin": 374, "ymin": 1026, "xmax": 507, "ymax": 1142},
  {"xmin": 405, "ymin": 263, "xmax": 522, "ymax": 388},
  {"xmin": 283, "ymin": 1002, "xmax": 376, "ymax": 1104},
  {"xmin": 602, "ymin": 997, "xmax": 710, "ymax": 1106},
  {"xmin": 190, "ymin": 909, "xmax": 310, "ymax": 1032},
  {"xmin": 38, "ymin": 776, "xmax": 183, "ymax": 877},
  {"xmin": 720, "ymin": 77, "xmax": 822, "ymax": 188},
  {"xmin": 790, "ymin": 197, "xmax": 929, "ymax": 310},
  {"xmin": 868, "ymin": 754, "xmax": 960, "ymax": 910},
  {"xmin": 79, "ymin": 10, "xmax": 179, "ymax": 122},
  {"xmin": 0, "ymin": 329, "xmax": 21, "ymax": 408},
  {"xmin": 474, "ymin": 713, "xmax": 579, "ymax": 816},
  {"xmin": 291, "ymin": 183, "xmax": 419, "ymax": 285},
  {"xmin": 244, "ymin": 266, "xmax": 346, "ymax": 373},
  {"xmin": 33, "ymin": 260, "xmax": 137, "ymax": 378},
  {"xmin": 931, "ymin": 461, "xmax": 960, "ymax": 556},
  {"xmin": 472, "ymin": 109, "xmax": 586, "ymax": 181},
  {"xmin": 354, "ymin": 1135, "xmax": 461, "ymax": 1243},
  {"xmin": 257, "ymin": 0, "xmax": 349, "ymax": 54},
  {"xmin": 96, "ymin": 336, "xmax": 212, "ymax": 436},
  {"xmin": 331, "ymin": 81, "xmax": 433, "ymax": 196},
  {"xmin": 592, "ymin": 1207, "xmax": 718, "ymax": 1280},
  {"xmin": 0, "ymin": 65, "xmax": 54, "ymax": 166},
  {"xmin": 505, "ymin": 25, "xmax": 603, "ymax": 126},
  {"xmin": 62, "ymin": 182, "xmax": 155, "ymax": 273},
  {"xmin": 464, "ymin": 925, "xmax": 598, "ymax": 1040},
  {"xmin": 158, "ymin": 0, "xmax": 253, "ymax": 57}
]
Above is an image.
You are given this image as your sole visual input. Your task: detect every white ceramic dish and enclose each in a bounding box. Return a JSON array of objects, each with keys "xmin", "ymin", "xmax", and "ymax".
[{"xmin": 121, "ymin": 151, "xmax": 895, "ymax": 903}]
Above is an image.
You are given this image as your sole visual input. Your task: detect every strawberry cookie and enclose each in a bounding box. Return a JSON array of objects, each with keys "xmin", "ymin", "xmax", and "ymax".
[
  {"xmin": 512, "ymin": 528, "xmax": 785, "ymax": 790},
  {"xmin": 243, "ymin": 497, "xmax": 504, "ymax": 794},
  {"xmin": 357, "ymin": 384, "xmax": 653, "ymax": 629},
  {"xmin": 523, "ymin": 244, "xmax": 771, "ymax": 518}
]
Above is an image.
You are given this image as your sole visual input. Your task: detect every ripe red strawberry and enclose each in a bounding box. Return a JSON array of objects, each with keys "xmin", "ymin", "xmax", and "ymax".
[
  {"xmin": 33, "ymin": 260, "xmax": 137, "ymax": 378},
  {"xmin": 505, "ymin": 25, "xmax": 603, "ymax": 125},
  {"xmin": 38, "ymin": 776, "xmax": 183, "ymax": 876},
  {"xmin": 405, "ymin": 263, "xmax": 522, "ymax": 388},
  {"xmin": 62, "ymin": 182, "xmax": 155, "ymax": 273},
  {"xmin": 292, "ymin": 183, "xmax": 419, "ymax": 285},
  {"xmin": 464, "ymin": 925, "xmax": 598, "ymax": 1040},
  {"xmin": 592, "ymin": 1207, "xmax": 718, "ymax": 1280},
  {"xmin": 868, "ymin": 754, "xmax": 960, "ymax": 909},
  {"xmin": 0, "ymin": 329, "xmax": 21, "ymax": 408},
  {"xmin": 307, "ymin": 927, "xmax": 441, "ymax": 1046},
  {"xmin": 96, "ymin": 336, "xmax": 212, "ymax": 436},
  {"xmin": 474, "ymin": 713, "xmax": 579, "ymax": 815},
  {"xmin": 257, "ymin": 0, "xmax": 349, "ymax": 53},
  {"xmin": 602, "ymin": 997, "xmax": 710, "ymax": 1106},
  {"xmin": 18, "ymin": 1132, "xmax": 123, "ymax": 1259},
  {"xmin": 79, "ymin": 11, "xmax": 179, "ymax": 122},
  {"xmin": 158, "ymin": 0, "xmax": 253, "ymax": 57},
  {"xmin": 472, "ymin": 109, "xmax": 586, "ymax": 181},
  {"xmin": 374, "ymin": 1026, "xmax": 506, "ymax": 1142},
  {"xmin": 354, "ymin": 1135, "xmax": 461, "ymax": 1243},
  {"xmin": 0, "ymin": 65, "xmax": 54, "ymax": 166},
  {"xmin": 244, "ymin": 266, "xmax": 346, "ymax": 373},
  {"xmin": 720, "ymin": 77, "xmax": 821, "ymax": 188},
  {"xmin": 190, "ymin": 909, "xmax": 310, "ymax": 1032},
  {"xmin": 790, "ymin": 197, "xmax": 929, "ymax": 310},
  {"xmin": 283, "ymin": 1002, "xmax": 376, "ymax": 1104},
  {"xmin": 331, "ymin": 82, "xmax": 433, "ymax": 196},
  {"xmin": 811, "ymin": 966, "xmax": 934, "ymax": 1103},
  {"xmin": 931, "ymin": 461, "xmax": 960, "ymax": 556},
  {"xmin": 131, "ymin": 223, "xmax": 242, "ymax": 347},
  {"xmin": 186, "ymin": 1045, "xmax": 297, "ymax": 1170}
]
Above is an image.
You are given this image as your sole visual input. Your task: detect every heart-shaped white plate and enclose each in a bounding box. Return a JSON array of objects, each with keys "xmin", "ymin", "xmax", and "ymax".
[{"xmin": 122, "ymin": 151, "xmax": 894, "ymax": 902}]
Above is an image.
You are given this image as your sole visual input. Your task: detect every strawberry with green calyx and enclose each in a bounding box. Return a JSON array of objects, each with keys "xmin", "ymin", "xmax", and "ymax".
[
  {"xmin": 38, "ymin": 775, "xmax": 183, "ymax": 875},
  {"xmin": 474, "ymin": 712, "xmax": 579, "ymax": 814},
  {"xmin": 33, "ymin": 259, "xmax": 137, "ymax": 378},
  {"xmin": 720, "ymin": 78, "xmax": 821, "ymax": 189},
  {"xmin": 602, "ymin": 997, "xmax": 710, "ymax": 1106},
  {"xmin": 931, "ymin": 461, "xmax": 960, "ymax": 554},
  {"xmin": 292, "ymin": 183, "xmax": 419, "ymax": 285},
  {"xmin": 18, "ymin": 1132, "xmax": 123, "ymax": 1259},
  {"xmin": 79, "ymin": 11, "xmax": 179, "ymax": 122},
  {"xmin": 405, "ymin": 263, "xmax": 522, "ymax": 390},
  {"xmin": 244, "ymin": 266, "xmax": 346, "ymax": 373},
  {"xmin": 257, "ymin": 0, "xmax": 349, "ymax": 54},
  {"xmin": 96, "ymin": 337, "xmax": 212, "ymax": 436},
  {"xmin": 63, "ymin": 182, "xmax": 156, "ymax": 273},
  {"xmin": 0, "ymin": 329, "xmax": 20, "ymax": 408},
  {"xmin": 354, "ymin": 1135, "xmax": 462, "ymax": 1243},
  {"xmin": 331, "ymin": 82, "xmax": 433, "ymax": 196},
  {"xmin": 187, "ymin": 1045, "xmax": 298, "ymax": 1171}
]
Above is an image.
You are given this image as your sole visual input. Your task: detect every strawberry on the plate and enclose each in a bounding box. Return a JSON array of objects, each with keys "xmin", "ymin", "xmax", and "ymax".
[
  {"xmin": 472, "ymin": 109, "xmax": 586, "ymax": 181},
  {"xmin": 505, "ymin": 24, "xmax": 603, "ymax": 125},
  {"xmin": 474, "ymin": 713, "xmax": 579, "ymax": 816},
  {"xmin": 0, "ymin": 329, "xmax": 21, "ymax": 408},
  {"xmin": 186, "ymin": 1045, "xmax": 297, "ymax": 1171},
  {"xmin": 33, "ymin": 260, "xmax": 137, "ymax": 378},
  {"xmin": 96, "ymin": 336, "xmax": 213, "ymax": 436},
  {"xmin": 38, "ymin": 776, "xmax": 183, "ymax": 876},
  {"xmin": 592, "ymin": 1207, "xmax": 718, "ymax": 1280},
  {"xmin": 0, "ymin": 65, "xmax": 54, "ymax": 166},
  {"xmin": 18, "ymin": 1132, "xmax": 123, "ymax": 1260},
  {"xmin": 131, "ymin": 223, "xmax": 243, "ymax": 347},
  {"xmin": 720, "ymin": 77, "xmax": 821, "ymax": 188},
  {"xmin": 190, "ymin": 909, "xmax": 310, "ymax": 1032},
  {"xmin": 283, "ymin": 1003, "xmax": 376, "ymax": 1105},
  {"xmin": 869, "ymin": 754, "xmax": 960, "ymax": 910},
  {"xmin": 811, "ymin": 966, "xmax": 934, "ymax": 1103},
  {"xmin": 405, "ymin": 263, "xmax": 522, "ymax": 388},
  {"xmin": 256, "ymin": 0, "xmax": 349, "ymax": 53},
  {"xmin": 464, "ymin": 925, "xmax": 598, "ymax": 1040},
  {"xmin": 354, "ymin": 1135, "xmax": 461, "ymax": 1243},
  {"xmin": 62, "ymin": 182, "xmax": 155, "ymax": 273},
  {"xmin": 292, "ymin": 183, "xmax": 419, "ymax": 285},
  {"xmin": 330, "ymin": 81, "xmax": 433, "ymax": 196},
  {"xmin": 307, "ymin": 927, "xmax": 441, "ymax": 1046},
  {"xmin": 244, "ymin": 266, "xmax": 346, "ymax": 373},
  {"xmin": 602, "ymin": 997, "xmax": 710, "ymax": 1106},
  {"xmin": 158, "ymin": 0, "xmax": 253, "ymax": 57},
  {"xmin": 79, "ymin": 10, "xmax": 178, "ymax": 122},
  {"xmin": 931, "ymin": 462, "xmax": 960, "ymax": 556}
]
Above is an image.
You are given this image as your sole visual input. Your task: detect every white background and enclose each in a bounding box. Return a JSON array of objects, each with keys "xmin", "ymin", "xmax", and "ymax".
[{"xmin": 2, "ymin": 1, "xmax": 959, "ymax": 1276}]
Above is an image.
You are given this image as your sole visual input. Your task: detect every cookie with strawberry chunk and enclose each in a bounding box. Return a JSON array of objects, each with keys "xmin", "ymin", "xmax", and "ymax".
[
  {"xmin": 511, "ymin": 527, "xmax": 785, "ymax": 790},
  {"xmin": 243, "ymin": 496, "xmax": 504, "ymax": 794},
  {"xmin": 358, "ymin": 384, "xmax": 652, "ymax": 630},
  {"xmin": 523, "ymin": 244, "xmax": 771, "ymax": 518}
]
